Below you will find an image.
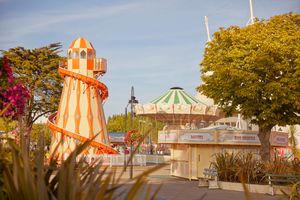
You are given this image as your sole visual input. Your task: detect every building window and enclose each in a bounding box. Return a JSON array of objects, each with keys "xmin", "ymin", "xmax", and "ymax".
[
  {"xmin": 87, "ymin": 52, "xmax": 93, "ymax": 59},
  {"xmin": 80, "ymin": 50, "xmax": 86, "ymax": 59},
  {"xmin": 68, "ymin": 51, "xmax": 72, "ymax": 59},
  {"xmin": 73, "ymin": 50, "xmax": 79, "ymax": 59}
]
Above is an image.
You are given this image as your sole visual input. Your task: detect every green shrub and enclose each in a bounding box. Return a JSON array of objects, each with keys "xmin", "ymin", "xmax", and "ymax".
[
  {"xmin": 235, "ymin": 152, "xmax": 265, "ymax": 184},
  {"xmin": 212, "ymin": 151, "xmax": 300, "ymax": 185},
  {"xmin": 264, "ymin": 158, "xmax": 300, "ymax": 176},
  {"xmin": 211, "ymin": 152, "xmax": 239, "ymax": 182}
]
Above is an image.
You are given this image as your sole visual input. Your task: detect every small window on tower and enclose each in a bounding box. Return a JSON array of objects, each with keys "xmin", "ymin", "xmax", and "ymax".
[
  {"xmin": 80, "ymin": 50, "xmax": 86, "ymax": 59},
  {"xmin": 87, "ymin": 52, "xmax": 93, "ymax": 59},
  {"xmin": 68, "ymin": 50, "xmax": 72, "ymax": 59},
  {"xmin": 73, "ymin": 50, "xmax": 79, "ymax": 59}
]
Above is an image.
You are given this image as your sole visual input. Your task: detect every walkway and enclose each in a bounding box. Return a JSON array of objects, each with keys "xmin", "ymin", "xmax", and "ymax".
[{"xmin": 112, "ymin": 164, "xmax": 283, "ymax": 200}]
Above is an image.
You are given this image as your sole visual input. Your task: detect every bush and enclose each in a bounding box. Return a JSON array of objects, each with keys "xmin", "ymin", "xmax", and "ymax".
[
  {"xmin": 210, "ymin": 152, "xmax": 239, "ymax": 182},
  {"xmin": 0, "ymin": 132, "xmax": 163, "ymax": 200},
  {"xmin": 264, "ymin": 158, "xmax": 300, "ymax": 176},
  {"xmin": 235, "ymin": 152, "xmax": 265, "ymax": 184},
  {"xmin": 211, "ymin": 151, "xmax": 300, "ymax": 184}
]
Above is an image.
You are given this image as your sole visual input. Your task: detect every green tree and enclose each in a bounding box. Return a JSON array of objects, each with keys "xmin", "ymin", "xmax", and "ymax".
[
  {"xmin": 107, "ymin": 114, "xmax": 128, "ymax": 132},
  {"xmin": 107, "ymin": 113, "xmax": 164, "ymax": 143},
  {"xmin": 2, "ymin": 43, "xmax": 64, "ymax": 133},
  {"xmin": 31, "ymin": 123, "xmax": 52, "ymax": 146},
  {"xmin": 0, "ymin": 117, "xmax": 17, "ymax": 133},
  {"xmin": 198, "ymin": 13, "xmax": 300, "ymax": 161}
]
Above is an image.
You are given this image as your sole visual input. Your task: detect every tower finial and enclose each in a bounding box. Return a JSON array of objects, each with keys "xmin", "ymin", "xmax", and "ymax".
[
  {"xmin": 204, "ymin": 16, "xmax": 211, "ymax": 42},
  {"xmin": 247, "ymin": 0, "xmax": 255, "ymax": 25}
]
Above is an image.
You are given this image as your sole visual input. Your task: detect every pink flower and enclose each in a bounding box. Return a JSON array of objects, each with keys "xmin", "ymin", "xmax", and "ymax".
[{"xmin": 0, "ymin": 57, "xmax": 30, "ymax": 118}]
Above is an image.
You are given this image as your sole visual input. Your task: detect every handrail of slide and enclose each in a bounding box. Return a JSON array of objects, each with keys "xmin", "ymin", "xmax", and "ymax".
[
  {"xmin": 47, "ymin": 67, "xmax": 117, "ymax": 154},
  {"xmin": 58, "ymin": 67, "xmax": 108, "ymax": 100}
]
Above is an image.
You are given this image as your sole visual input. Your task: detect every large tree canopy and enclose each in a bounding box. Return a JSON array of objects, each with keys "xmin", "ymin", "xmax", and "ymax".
[
  {"xmin": 2, "ymin": 43, "xmax": 64, "ymax": 129},
  {"xmin": 198, "ymin": 13, "xmax": 300, "ymax": 160}
]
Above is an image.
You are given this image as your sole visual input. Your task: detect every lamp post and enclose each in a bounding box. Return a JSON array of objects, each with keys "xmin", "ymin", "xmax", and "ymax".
[
  {"xmin": 123, "ymin": 106, "xmax": 128, "ymax": 171},
  {"xmin": 126, "ymin": 86, "xmax": 138, "ymax": 179}
]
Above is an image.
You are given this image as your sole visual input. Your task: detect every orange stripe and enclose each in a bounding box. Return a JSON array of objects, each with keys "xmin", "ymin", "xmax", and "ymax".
[
  {"xmin": 95, "ymin": 92, "xmax": 104, "ymax": 143},
  {"xmin": 72, "ymin": 48, "xmax": 79, "ymax": 69},
  {"xmin": 87, "ymin": 49, "xmax": 93, "ymax": 60},
  {"xmin": 99, "ymin": 99, "xmax": 109, "ymax": 143},
  {"xmin": 69, "ymin": 40, "xmax": 75, "ymax": 49},
  {"xmin": 87, "ymin": 58, "xmax": 94, "ymax": 70},
  {"xmin": 63, "ymin": 78, "xmax": 73, "ymax": 128},
  {"xmin": 97, "ymin": 90, "xmax": 109, "ymax": 144},
  {"xmin": 80, "ymin": 38, "xmax": 87, "ymax": 48},
  {"xmin": 87, "ymin": 49, "xmax": 94, "ymax": 70},
  {"xmin": 72, "ymin": 59, "xmax": 79, "ymax": 69},
  {"xmin": 86, "ymin": 86, "xmax": 94, "ymax": 138},
  {"xmin": 75, "ymin": 80, "xmax": 81, "ymax": 134}
]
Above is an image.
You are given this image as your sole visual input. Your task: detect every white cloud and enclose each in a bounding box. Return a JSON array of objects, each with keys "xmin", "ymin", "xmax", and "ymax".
[{"xmin": 0, "ymin": 2, "xmax": 142, "ymax": 45}]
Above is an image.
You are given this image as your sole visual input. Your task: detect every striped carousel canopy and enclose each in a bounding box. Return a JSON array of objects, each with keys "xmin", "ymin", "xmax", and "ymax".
[
  {"xmin": 151, "ymin": 87, "xmax": 205, "ymax": 105},
  {"xmin": 135, "ymin": 87, "xmax": 220, "ymax": 125}
]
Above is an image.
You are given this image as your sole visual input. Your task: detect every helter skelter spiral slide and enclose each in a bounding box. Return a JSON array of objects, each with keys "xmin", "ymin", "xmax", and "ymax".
[{"xmin": 48, "ymin": 37, "xmax": 118, "ymax": 159}]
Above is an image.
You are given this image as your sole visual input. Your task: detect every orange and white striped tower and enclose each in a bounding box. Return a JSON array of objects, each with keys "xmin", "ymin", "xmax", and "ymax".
[{"xmin": 48, "ymin": 37, "xmax": 117, "ymax": 159}]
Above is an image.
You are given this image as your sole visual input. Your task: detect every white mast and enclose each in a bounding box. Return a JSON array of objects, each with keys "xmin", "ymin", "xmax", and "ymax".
[
  {"xmin": 247, "ymin": 0, "xmax": 255, "ymax": 25},
  {"xmin": 236, "ymin": 105, "xmax": 242, "ymax": 129},
  {"xmin": 204, "ymin": 16, "xmax": 211, "ymax": 42},
  {"xmin": 236, "ymin": 113, "xmax": 242, "ymax": 129}
]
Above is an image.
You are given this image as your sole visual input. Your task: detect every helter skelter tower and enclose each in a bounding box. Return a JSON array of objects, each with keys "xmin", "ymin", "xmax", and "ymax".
[{"xmin": 48, "ymin": 37, "xmax": 117, "ymax": 159}]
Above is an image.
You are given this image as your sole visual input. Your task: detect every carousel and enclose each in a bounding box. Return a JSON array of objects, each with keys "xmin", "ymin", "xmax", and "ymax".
[
  {"xmin": 135, "ymin": 87, "xmax": 221, "ymax": 130},
  {"xmin": 136, "ymin": 87, "xmax": 289, "ymax": 180}
]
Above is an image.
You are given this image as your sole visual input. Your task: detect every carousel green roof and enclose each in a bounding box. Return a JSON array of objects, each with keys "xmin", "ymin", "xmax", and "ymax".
[
  {"xmin": 135, "ymin": 87, "xmax": 221, "ymax": 124},
  {"xmin": 151, "ymin": 87, "xmax": 205, "ymax": 105}
]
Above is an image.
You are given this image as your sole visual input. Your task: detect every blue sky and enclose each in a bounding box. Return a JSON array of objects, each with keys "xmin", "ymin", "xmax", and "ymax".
[{"xmin": 0, "ymin": 0, "xmax": 299, "ymax": 118}]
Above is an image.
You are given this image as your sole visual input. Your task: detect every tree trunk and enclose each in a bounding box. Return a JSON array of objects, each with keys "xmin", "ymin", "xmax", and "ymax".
[
  {"xmin": 257, "ymin": 126, "xmax": 272, "ymax": 161},
  {"xmin": 26, "ymin": 125, "xmax": 32, "ymax": 152},
  {"xmin": 18, "ymin": 116, "xmax": 33, "ymax": 153}
]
